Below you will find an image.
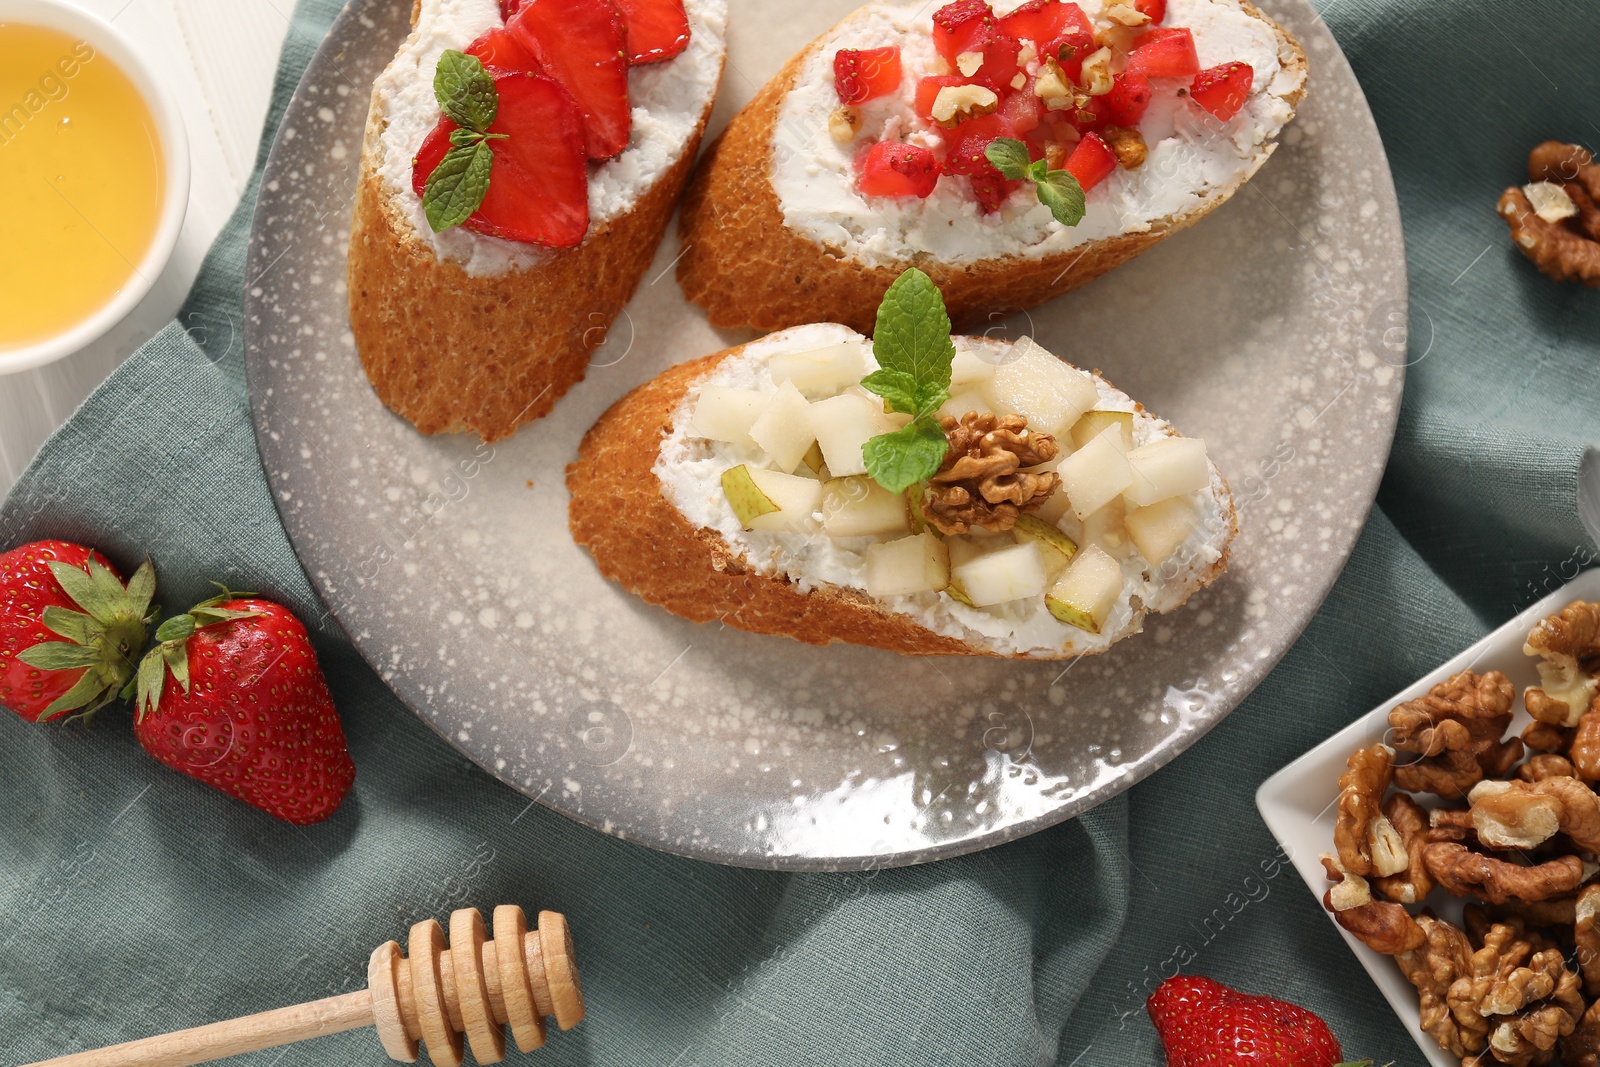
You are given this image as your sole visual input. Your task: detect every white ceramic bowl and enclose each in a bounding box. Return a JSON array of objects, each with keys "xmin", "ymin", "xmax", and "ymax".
[
  {"xmin": 1257, "ymin": 568, "xmax": 1600, "ymax": 1067},
  {"xmin": 0, "ymin": 0, "xmax": 190, "ymax": 375}
]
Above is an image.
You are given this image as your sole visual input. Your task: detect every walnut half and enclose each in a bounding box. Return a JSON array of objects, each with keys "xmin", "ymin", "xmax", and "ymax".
[{"xmin": 920, "ymin": 412, "xmax": 1060, "ymax": 535}]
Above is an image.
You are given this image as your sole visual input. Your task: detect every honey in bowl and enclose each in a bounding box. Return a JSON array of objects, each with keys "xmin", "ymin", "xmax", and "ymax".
[{"xmin": 0, "ymin": 22, "xmax": 165, "ymax": 350}]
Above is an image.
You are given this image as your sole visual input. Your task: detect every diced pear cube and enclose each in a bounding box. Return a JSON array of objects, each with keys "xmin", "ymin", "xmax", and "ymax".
[
  {"xmin": 981, "ymin": 337, "xmax": 1098, "ymax": 435},
  {"xmin": 1011, "ymin": 513, "xmax": 1077, "ymax": 580},
  {"xmin": 809, "ymin": 393, "xmax": 896, "ymax": 477},
  {"xmin": 1056, "ymin": 425, "xmax": 1133, "ymax": 521},
  {"xmin": 937, "ymin": 389, "xmax": 992, "ymax": 421},
  {"xmin": 721, "ymin": 464, "xmax": 823, "ymax": 533},
  {"xmin": 1070, "ymin": 409, "xmax": 1135, "ymax": 451},
  {"xmin": 748, "ymin": 381, "xmax": 816, "ymax": 471},
  {"xmin": 1125, "ymin": 496, "xmax": 1200, "ymax": 566},
  {"xmin": 768, "ymin": 342, "xmax": 869, "ymax": 396},
  {"xmin": 865, "ymin": 532, "xmax": 950, "ymax": 597},
  {"xmin": 690, "ymin": 386, "xmax": 768, "ymax": 445},
  {"xmin": 822, "ymin": 476, "xmax": 912, "ymax": 538},
  {"xmin": 1124, "ymin": 437, "xmax": 1209, "ymax": 507},
  {"xmin": 950, "ymin": 541, "xmax": 1048, "ymax": 607},
  {"xmin": 1032, "ymin": 487, "xmax": 1073, "ymax": 525},
  {"xmin": 1082, "ymin": 497, "xmax": 1128, "ymax": 555},
  {"xmin": 950, "ymin": 347, "xmax": 1001, "ymax": 388},
  {"xmin": 1045, "ymin": 544, "xmax": 1124, "ymax": 633}
]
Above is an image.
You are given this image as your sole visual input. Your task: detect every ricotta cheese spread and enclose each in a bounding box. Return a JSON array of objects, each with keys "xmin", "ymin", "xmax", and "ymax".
[{"xmin": 372, "ymin": 0, "xmax": 728, "ymax": 276}]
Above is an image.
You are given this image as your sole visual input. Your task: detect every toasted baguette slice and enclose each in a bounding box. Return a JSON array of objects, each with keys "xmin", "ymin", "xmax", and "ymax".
[
  {"xmin": 677, "ymin": 0, "xmax": 1306, "ymax": 334},
  {"xmin": 568, "ymin": 324, "xmax": 1236, "ymax": 659},
  {"xmin": 348, "ymin": 0, "xmax": 728, "ymax": 441}
]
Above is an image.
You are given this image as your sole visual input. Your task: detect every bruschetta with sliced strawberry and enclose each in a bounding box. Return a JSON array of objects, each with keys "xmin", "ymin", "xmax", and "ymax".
[
  {"xmin": 569, "ymin": 270, "xmax": 1236, "ymax": 657},
  {"xmin": 676, "ymin": 0, "xmax": 1305, "ymax": 333},
  {"xmin": 349, "ymin": 0, "xmax": 726, "ymax": 441}
]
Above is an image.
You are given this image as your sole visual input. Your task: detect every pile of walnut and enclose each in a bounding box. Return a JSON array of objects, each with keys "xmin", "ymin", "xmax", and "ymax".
[
  {"xmin": 1498, "ymin": 141, "xmax": 1600, "ymax": 287},
  {"xmin": 1324, "ymin": 600, "xmax": 1600, "ymax": 1067}
]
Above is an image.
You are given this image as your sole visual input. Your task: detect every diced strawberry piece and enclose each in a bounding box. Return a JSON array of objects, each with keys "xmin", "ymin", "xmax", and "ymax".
[
  {"xmin": 1040, "ymin": 25, "xmax": 1096, "ymax": 80},
  {"xmin": 508, "ymin": 0, "xmax": 631, "ymax": 160},
  {"xmin": 998, "ymin": 84, "xmax": 1042, "ymax": 135},
  {"xmin": 1189, "ymin": 61, "xmax": 1254, "ymax": 121},
  {"xmin": 614, "ymin": 0, "xmax": 691, "ymax": 65},
  {"xmin": 858, "ymin": 141, "xmax": 940, "ymax": 198},
  {"xmin": 970, "ymin": 32, "xmax": 1022, "ymax": 94},
  {"xmin": 465, "ymin": 26, "xmax": 540, "ymax": 74},
  {"xmin": 1069, "ymin": 93, "xmax": 1109, "ymax": 133},
  {"xmin": 1104, "ymin": 72, "xmax": 1151, "ymax": 125},
  {"xmin": 931, "ymin": 0, "xmax": 996, "ymax": 64},
  {"xmin": 998, "ymin": 0, "xmax": 1092, "ymax": 48},
  {"xmin": 941, "ymin": 111, "xmax": 1017, "ymax": 176},
  {"xmin": 834, "ymin": 47, "xmax": 903, "ymax": 105},
  {"xmin": 1125, "ymin": 27, "xmax": 1200, "ymax": 78},
  {"xmin": 914, "ymin": 75, "xmax": 966, "ymax": 124},
  {"xmin": 969, "ymin": 171, "xmax": 1022, "ymax": 212},
  {"xmin": 499, "ymin": 0, "xmax": 526, "ymax": 18},
  {"xmin": 412, "ymin": 73, "xmax": 590, "ymax": 248},
  {"xmin": 1065, "ymin": 130, "xmax": 1116, "ymax": 190},
  {"xmin": 1133, "ymin": 0, "xmax": 1165, "ymax": 23}
]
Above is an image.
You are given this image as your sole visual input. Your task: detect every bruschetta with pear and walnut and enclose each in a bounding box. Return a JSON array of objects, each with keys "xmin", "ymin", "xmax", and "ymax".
[
  {"xmin": 348, "ymin": 0, "xmax": 727, "ymax": 441},
  {"xmin": 569, "ymin": 270, "xmax": 1235, "ymax": 658},
  {"xmin": 677, "ymin": 0, "xmax": 1305, "ymax": 334}
]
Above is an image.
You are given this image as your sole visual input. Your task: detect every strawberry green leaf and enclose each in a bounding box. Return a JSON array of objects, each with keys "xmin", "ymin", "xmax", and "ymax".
[
  {"xmin": 46, "ymin": 559, "xmax": 117, "ymax": 620},
  {"xmin": 41, "ymin": 606, "xmax": 100, "ymax": 645},
  {"xmin": 864, "ymin": 417, "xmax": 951, "ymax": 495},
  {"xmin": 43, "ymin": 669, "xmax": 117, "ymax": 720},
  {"xmin": 125, "ymin": 558, "xmax": 156, "ymax": 620},
  {"xmin": 135, "ymin": 650, "xmax": 167, "ymax": 720},
  {"xmin": 154, "ymin": 614, "xmax": 197, "ymax": 644},
  {"xmin": 433, "ymin": 49, "xmax": 498, "ymax": 133},
  {"xmin": 17, "ymin": 642, "xmax": 102, "ymax": 670},
  {"xmin": 423, "ymin": 139, "xmax": 495, "ymax": 233}
]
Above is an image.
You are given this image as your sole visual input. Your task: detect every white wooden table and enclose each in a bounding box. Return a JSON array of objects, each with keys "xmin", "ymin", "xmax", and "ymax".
[{"xmin": 0, "ymin": 0, "xmax": 289, "ymax": 495}]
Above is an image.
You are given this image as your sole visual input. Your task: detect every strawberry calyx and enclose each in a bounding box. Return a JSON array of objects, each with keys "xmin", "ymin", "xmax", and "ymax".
[
  {"xmin": 14, "ymin": 556, "xmax": 157, "ymax": 721},
  {"xmin": 131, "ymin": 587, "xmax": 263, "ymax": 721}
]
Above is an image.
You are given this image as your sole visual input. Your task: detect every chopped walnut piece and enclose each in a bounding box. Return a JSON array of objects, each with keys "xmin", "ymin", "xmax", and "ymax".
[
  {"xmin": 1573, "ymin": 706, "xmax": 1600, "ymax": 780},
  {"xmin": 1518, "ymin": 754, "xmax": 1579, "ymax": 782},
  {"xmin": 1424, "ymin": 842, "xmax": 1589, "ymax": 905},
  {"xmin": 828, "ymin": 106, "xmax": 861, "ymax": 144},
  {"xmin": 1374, "ymin": 793, "xmax": 1436, "ymax": 904},
  {"xmin": 1102, "ymin": 125, "xmax": 1147, "ymax": 169},
  {"xmin": 1319, "ymin": 851, "xmax": 1373, "ymax": 911},
  {"xmin": 1431, "ymin": 806, "xmax": 1479, "ymax": 843},
  {"xmin": 1390, "ymin": 670, "xmax": 1522, "ymax": 798},
  {"xmin": 1466, "ymin": 901, "xmax": 1581, "ymax": 949},
  {"xmin": 1525, "ymin": 601, "xmax": 1600, "ymax": 727},
  {"xmin": 920, "ymin": 413, "xmax": 1060, "ymax": 535},
  {"xmin": 1325, "ymin": 893, "xmax": 1426, "ymax": 954},
  {"xmin": 1449, "ymin": 920, "xmax": 1585, "ymax": 1067},
  {"xmin": 1522, "ymin": 721, "xmax": 1576, "ymax": 754},
  {"xmin": 1335, "ymin": 743, "xmax": 1407, "ymax": 876},
  {"xmin": 1499, "ymin": 142, "xmax": 1600, "ymax": 287},
  {"xmin": 1471, "ymin": 780, "xmax": 1564, "ymax": 850},
  {"xmin": 1393, "ymin": 915, "xmax": 1487, "ymax": 1057},
  {"xmin": 1563, "ymin": 1000, "xmax": 1600, "ymax": 1067},
  {"xmin": 1576, "ymin": 885, "xmax": 1600, "ymax": 998}
]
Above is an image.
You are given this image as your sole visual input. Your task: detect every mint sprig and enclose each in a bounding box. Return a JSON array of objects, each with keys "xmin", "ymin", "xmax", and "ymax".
[
  {"xmin": 861, "ymin": 268, "xmax": 956, "ymax": 495},
  {"xmin": 423, "ymin": 50, "xmax": 501, "ymax": 233},
  {"xmin": 985, "ymin": 138, "xmax": 1086, "ymax": 227}
]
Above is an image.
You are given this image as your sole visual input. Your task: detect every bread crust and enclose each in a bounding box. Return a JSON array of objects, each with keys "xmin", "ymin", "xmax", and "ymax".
[
  {"xmin": 348, "ymin": 34, "xmax": 723, "ymax": 442},
  {"xmin": 567, "ymin": 338, "xmax": 1238, "ymax": 659},
  {"xmin": 676, "ymin": 1, "xmax": 1308, "ymax": 334}
]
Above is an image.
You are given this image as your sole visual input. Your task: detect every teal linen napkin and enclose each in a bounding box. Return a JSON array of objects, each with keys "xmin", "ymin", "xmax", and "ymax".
[{"xmin": 2, "ymin": 0, "xmax": 1596, "ymax": 1064}]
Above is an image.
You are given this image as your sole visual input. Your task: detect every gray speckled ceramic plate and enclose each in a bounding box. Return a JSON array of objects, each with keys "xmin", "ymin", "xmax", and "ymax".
[{"xmin": 245, "ymin": 0, "xmax": 1407, "ymax": 870}]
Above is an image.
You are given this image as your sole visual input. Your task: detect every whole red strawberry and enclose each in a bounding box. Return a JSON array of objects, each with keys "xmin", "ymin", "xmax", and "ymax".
[
  {"xmin": 0, "ymin": 540, "xmax": 155, "ymax": 722},
  {"xmin": 133, "ymin": 593, "xmax": 354, "ymax": 825},
  {"xmin": 1147, "ymin": 976, "xmax": 1365, "ymax": 1067}
]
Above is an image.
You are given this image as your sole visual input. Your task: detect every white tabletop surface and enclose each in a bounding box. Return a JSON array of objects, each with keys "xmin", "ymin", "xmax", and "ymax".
[{"xmin": 0, "ymin": 0, "xmax": 289, "ymax": 496}]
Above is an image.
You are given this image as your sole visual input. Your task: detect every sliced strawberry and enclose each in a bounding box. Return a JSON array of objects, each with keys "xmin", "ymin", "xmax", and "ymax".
[
  {"xmin": 509, "ymin": 0, "xmax": 631, "ymax": 160},
  {"xmin": 614, "ymin": 0, "xmax": 691, "ymax": 64},
  {"xmin": 914, "ymin": 74, "xmax": 966, "ymax": 124},
  {"xmin": 500, "ymin": 0, "xmax": 526, "ymax": 18},
  {"xmin": 997, "ymin": 0, "xmax": 1091, "ymax": 48},
  {"xmin": 465, "ymin": 26, "xmax": 540, "ymax": 74},
  {"xmin": 412, "ymin": 73, "xmax": 589, "ymax": 248},
  {"xmin": 1065, "ymin": 130, "xmax": 1116, "ymax": 190},
  {"xmin": 931, "ymin": 0, "xmax": 996, "ymax": 64},
  {"xmin": 858, "ymin": 141, "xmax": 940, "ymax": 198},
  {"xmin": 969, "ymin": 171, "xmax": 1022, "ymax": 212},
  {"xmin": 1125, "ymin": 27, "xmax": 1200, "ymax": 78},
  {"xmin": 998, "ymin": 83, "xmax": 1043, "ymax": 135},
  {"xmin": 941, "ymin": 111, "xmax": 1017, "ymax": 176},
  {"xmin": 1190, "ymin": 61, "xmax": 1254, "ymax": 121},
  {"xmin": 1134, "ymin": 0, "xmax": 1166, "ymax": 22},
  {"xmin": 1040, "ymin": 24, "xmax": 1096, "ymax": 80},
  {"xmin": 1104, "ymin": 71, "xmax": 1152, "ymax": 125},
  {"xmin": 835, "ymin": 47, "xmax": 903, "ymax": 105}
]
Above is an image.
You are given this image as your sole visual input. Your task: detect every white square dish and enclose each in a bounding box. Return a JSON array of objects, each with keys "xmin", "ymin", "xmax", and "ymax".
[{"xmin": 1256, "ymin": 568, "xmax": 1600, "ymax": 1067}]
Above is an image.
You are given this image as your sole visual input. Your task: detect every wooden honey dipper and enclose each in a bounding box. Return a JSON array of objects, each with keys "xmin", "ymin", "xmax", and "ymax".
[{"xmin": 23, "ymin": 905, "xmax": 584, "ymax": 1067}]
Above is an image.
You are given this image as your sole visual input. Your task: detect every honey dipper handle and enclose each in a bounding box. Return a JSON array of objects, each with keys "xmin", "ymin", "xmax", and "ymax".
[{"xmin": 20, "ymin": 990, "xmax": 375, "ymax": 1067}]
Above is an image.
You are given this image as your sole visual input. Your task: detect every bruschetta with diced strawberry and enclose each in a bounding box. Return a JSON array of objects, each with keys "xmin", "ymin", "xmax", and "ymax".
[
  {"xmin": 676, "ymin": 0, "xmax": 1305, "ymax": 333},
  {"xmin": 348, "ymin": 0, "xmax": 726, "ymax": 441}
]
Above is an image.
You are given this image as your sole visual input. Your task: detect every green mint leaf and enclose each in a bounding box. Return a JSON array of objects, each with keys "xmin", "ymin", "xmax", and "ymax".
[
  {"xmin": 868, "ymin": 268, "xmax": 955, "ymax": 422},
  {"xmin": 434, "ymin": 50, "xmax": 497, "ymax": 132},
  {"xmin": 984, "ymin": 138, "xmax": 1033, "ymax": 181},
  {"xmin": 864, "ymin": 417, "xmax": 951, "ymax": 495},
  {"xmin": 423, "ymin": 139, "xmax": 494, "ymax": 232},
  {"xmin": 1036, "ymin": 169, "xmax": 1087, "ymax": 227},
  {"xmin": 449, "ymin": 127, "xmax": 483, "ymax": 148},
  {"xmin": 1027, "ymin": 157, "xmax": 1049, "ymax": 182},
  {"xmin": 860, "ymin": 368, "xmax": 919, "ymax": 416}
]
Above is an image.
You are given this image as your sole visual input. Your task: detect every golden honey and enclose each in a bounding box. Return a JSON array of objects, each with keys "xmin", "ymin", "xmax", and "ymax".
[{"xmin": 0, "ymin": 22, "xmax": 165, "ymax": 350}]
